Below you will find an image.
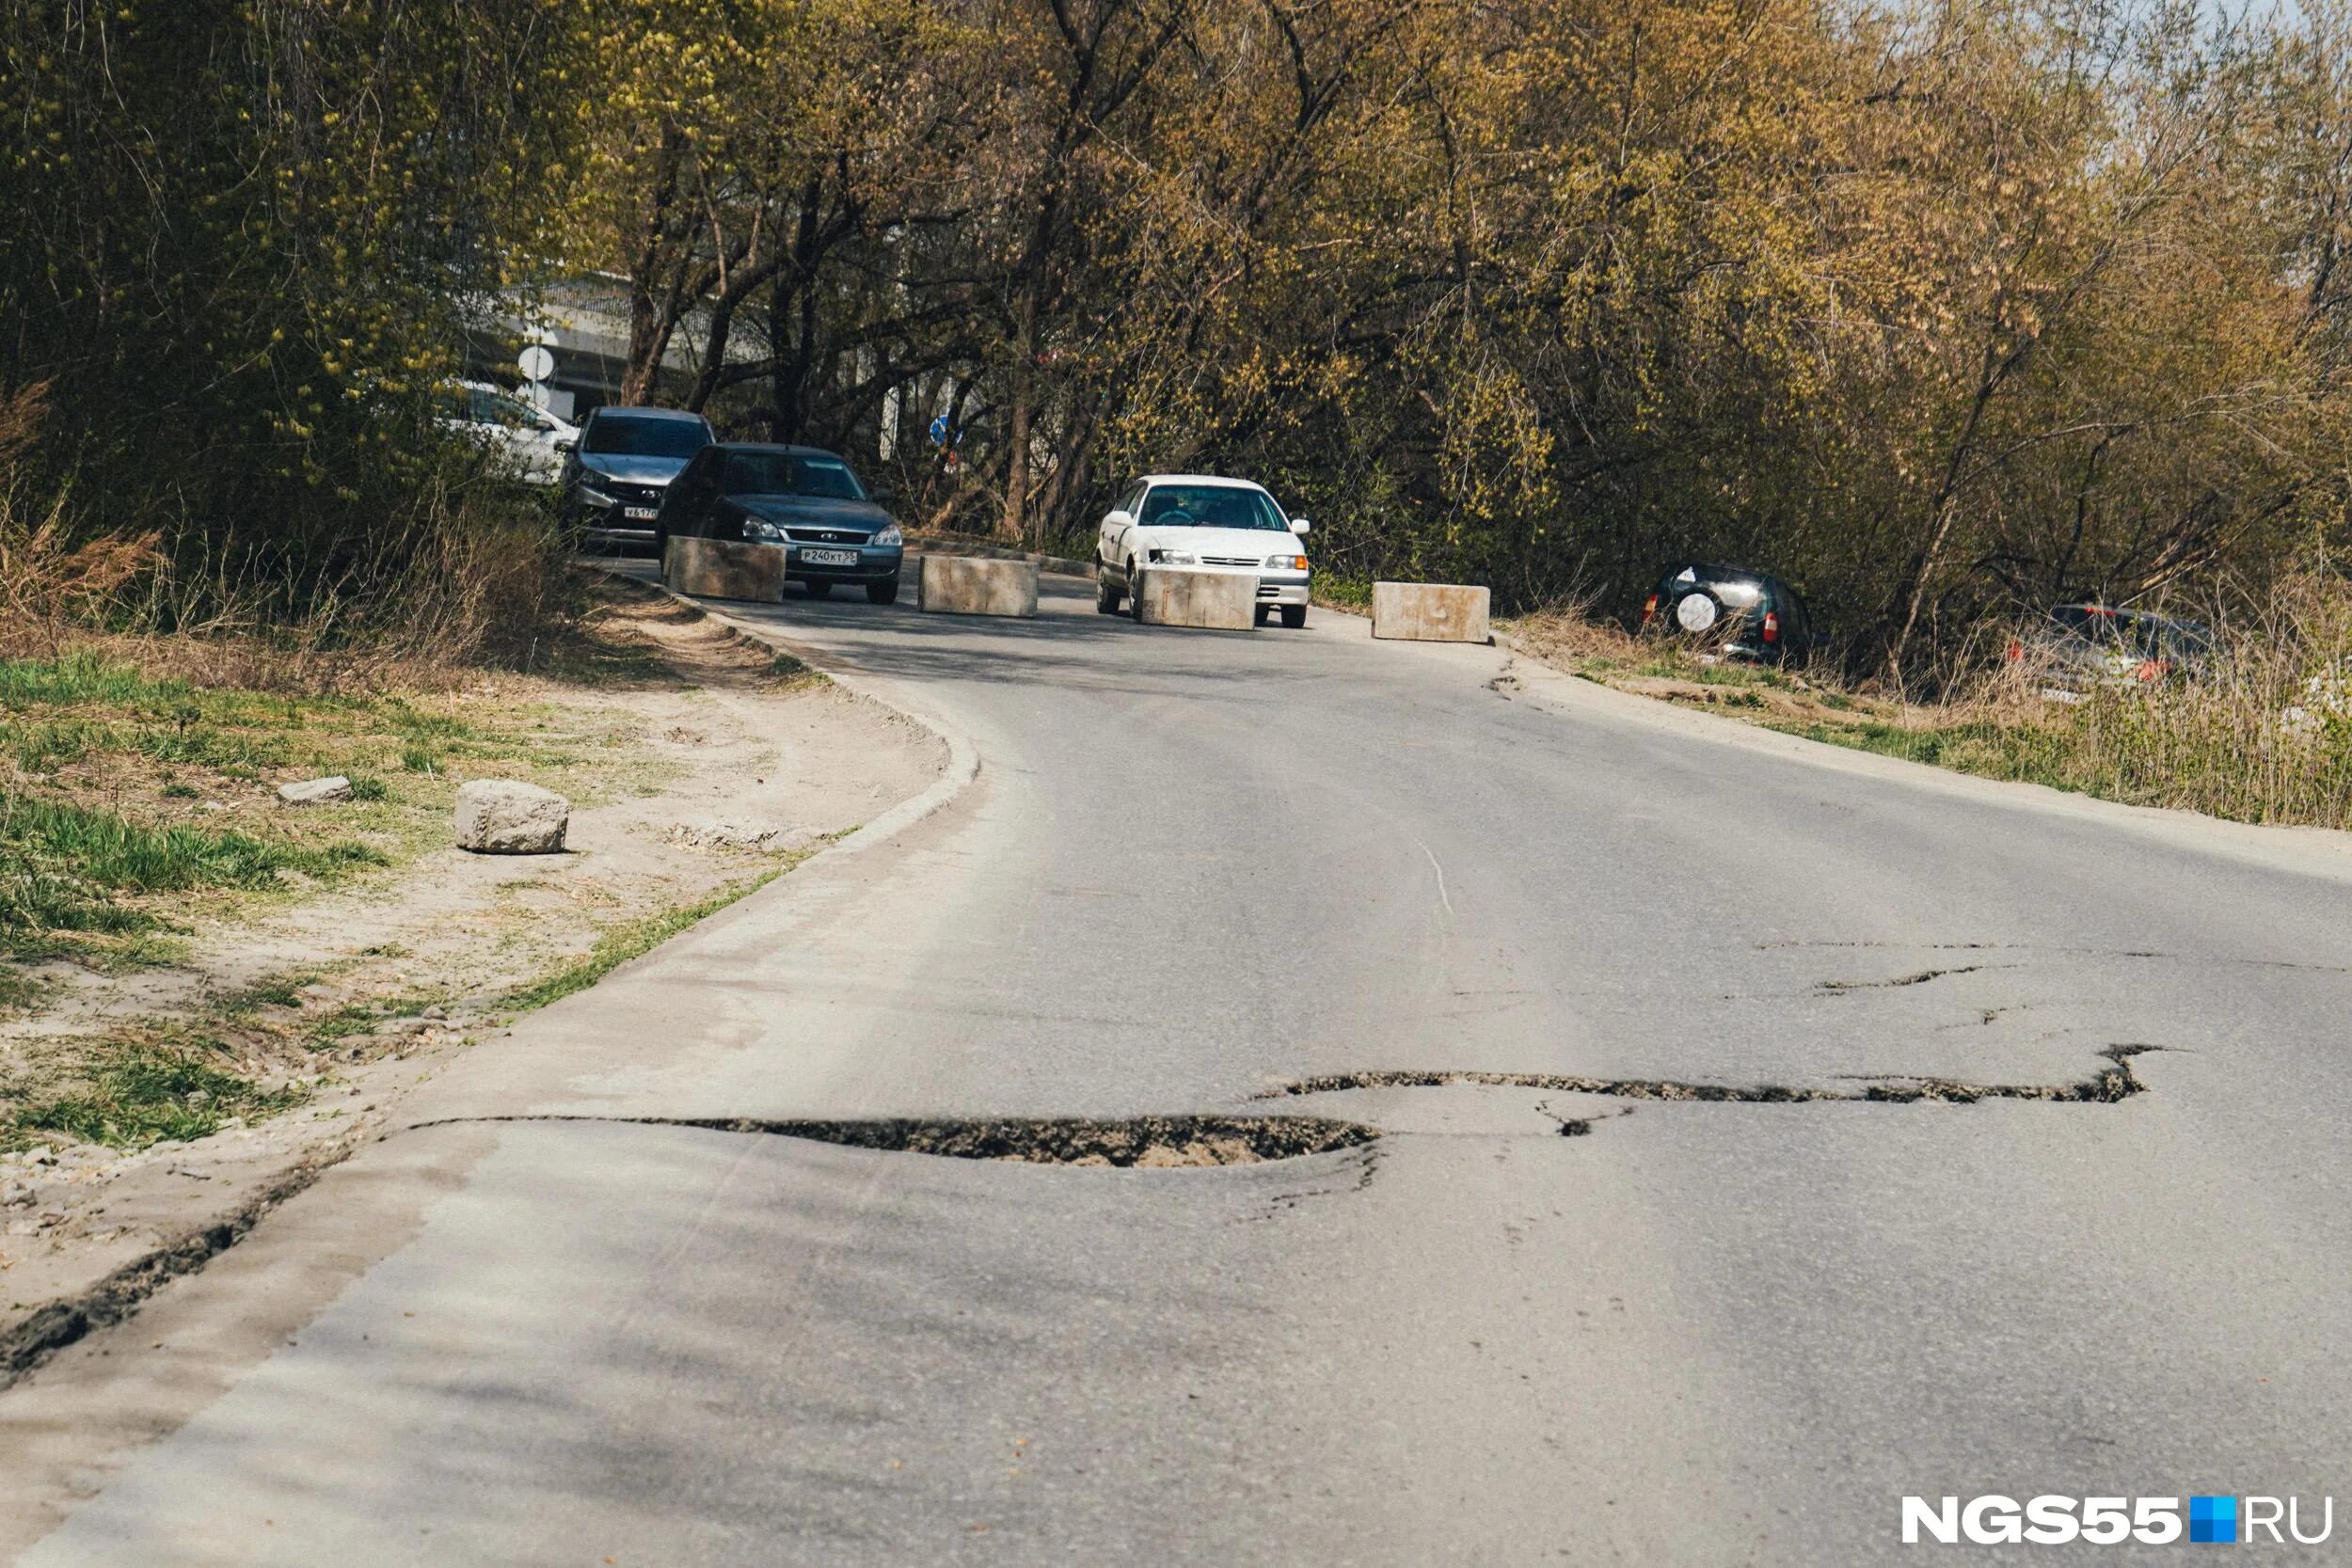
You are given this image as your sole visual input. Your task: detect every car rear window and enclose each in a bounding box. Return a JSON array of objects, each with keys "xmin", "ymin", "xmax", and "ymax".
[{"xmin": 584, "ymin": 413, "xmax": 712, "ymax": 459}]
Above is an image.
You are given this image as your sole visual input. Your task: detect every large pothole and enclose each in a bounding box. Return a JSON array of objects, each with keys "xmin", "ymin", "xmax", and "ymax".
[{"xmin": 449, "ymin": 1113, "xmax": 1379, "ymax": 1166}]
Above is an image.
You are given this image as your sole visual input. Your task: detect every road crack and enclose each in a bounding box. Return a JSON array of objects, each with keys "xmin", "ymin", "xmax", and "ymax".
[
  {"xmin": 1254, "ymin": 1046, "xmax": 2161, "ymax": 1106},
  {"xmin": 1813, "ymin": 964, "xmax": 1997, "ymax": 991}
]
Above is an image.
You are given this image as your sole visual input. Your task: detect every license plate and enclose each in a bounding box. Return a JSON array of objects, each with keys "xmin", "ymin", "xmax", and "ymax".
[
  {"xmin": 623, "ymin": 506, "xmax": 657, "ymax": 521},
  {"xmin": 801, "ymin": 547, "xmax": 859, "ymax": 566}
]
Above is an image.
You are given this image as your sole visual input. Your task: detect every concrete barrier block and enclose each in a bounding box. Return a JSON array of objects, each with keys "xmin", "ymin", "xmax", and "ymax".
[
  {"xmin": 1372, "ymin": 581, "xmax": 1490, "ymax": 643},
  {"xmin": 1136, "ymin": 568, "xmax": 1257, "ymax": 630},
  {"xmin": 664, "ymin": 537, "xmax": 785, "ymax": 603},
  {"xmin": 918, "ymin": 554, "xmax": 1040, "ymax": 617}
]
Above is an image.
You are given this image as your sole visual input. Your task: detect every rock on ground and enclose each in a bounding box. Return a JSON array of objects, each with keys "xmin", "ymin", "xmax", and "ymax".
[
  {"xmin": 453, "ymin": 780, "xmax": 570, "ymax": 855},
  {"xmin": 277, "ymin": 776, "xmax": 353, "ymax": 805}
]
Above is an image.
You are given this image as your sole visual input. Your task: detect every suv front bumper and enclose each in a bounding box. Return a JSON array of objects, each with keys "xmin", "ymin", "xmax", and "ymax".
[{"xmin": 575, "ymin": 483, "xmax": 669, "ymax": 553}]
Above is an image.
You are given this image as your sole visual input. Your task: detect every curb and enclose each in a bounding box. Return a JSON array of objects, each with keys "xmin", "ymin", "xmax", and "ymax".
[{"xmin": 604, "ymin": 563, "xmax": 984, "ymax": 857}]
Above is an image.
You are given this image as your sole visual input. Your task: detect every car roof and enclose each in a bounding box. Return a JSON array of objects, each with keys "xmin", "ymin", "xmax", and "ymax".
[
  {"xmin": 1137, "ymin": 473, "xmax": 1269, "ymax": 489},
  {"xmin": 1660, "ymin": 561, "xmax": 1781, "ymax": 588},
  {"xmin": 588, "ymin": 405, "xmax": 710, "ymax": 422},
  {"xmin": 709, "ymin": 442, "xmax": 841, "ymax": 457}
]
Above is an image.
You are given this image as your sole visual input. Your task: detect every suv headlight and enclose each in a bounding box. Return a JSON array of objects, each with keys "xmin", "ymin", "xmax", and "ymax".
[
  {"xmin": 580, "ymin": 484, "xmax": 617, "ymax": 508},
  {"xmin": 743, "ymin": 517, "xmax": 787, "ymax": 544},
  {"xmin": 872, "ymin": 524, "xmax": 903, "ymax": 546},
  {"xmin": 1264, "ymin": 553, "xmax": 1309, "ymax": 571},
  {"xmin": 1149, "ymin": 548, "xmax": 1196, "ymax": 565}
]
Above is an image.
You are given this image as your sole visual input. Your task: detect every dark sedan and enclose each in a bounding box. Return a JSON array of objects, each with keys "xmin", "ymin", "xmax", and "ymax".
[{"xmin": 656, "ymin": 444, "xmax": 904, "ymax": 603}]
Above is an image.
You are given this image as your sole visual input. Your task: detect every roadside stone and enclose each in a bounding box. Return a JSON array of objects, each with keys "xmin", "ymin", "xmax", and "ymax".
[
  {"xmin": 278, "ymin": 775, "xmax": 354, "ymax": 806},
  {"xmin": 454, "ymin": 779, "xmax": 569, "ymax": 855},
  {"xmin": 3, "ymin": 1181, "xmax": 36, "ymax": 1209}
]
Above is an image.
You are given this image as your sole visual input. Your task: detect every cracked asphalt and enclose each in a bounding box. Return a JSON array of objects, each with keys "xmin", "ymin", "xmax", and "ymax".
[{"xmin": 8, "ymin": 566, "xmax": 2352, "ymax": 1563}]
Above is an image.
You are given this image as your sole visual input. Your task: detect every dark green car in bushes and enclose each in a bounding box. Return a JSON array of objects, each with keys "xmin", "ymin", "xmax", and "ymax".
[{"xmin": 1642, "ymin": 562, "xmax": 1818, "ymax": 664}]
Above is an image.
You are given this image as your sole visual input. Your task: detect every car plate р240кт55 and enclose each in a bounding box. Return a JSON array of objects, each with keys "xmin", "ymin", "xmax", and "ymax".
[{"xmin": 802, "ymin": 547, "xmax": 859, "ymax": 566}]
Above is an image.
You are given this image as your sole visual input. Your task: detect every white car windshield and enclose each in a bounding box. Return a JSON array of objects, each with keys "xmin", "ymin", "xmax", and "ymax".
[{"xmin": 1139, "ymin": 484, "xmax": 1288, "ymax": 531}]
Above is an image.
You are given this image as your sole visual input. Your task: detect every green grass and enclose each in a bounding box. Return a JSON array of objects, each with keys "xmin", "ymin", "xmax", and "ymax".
[
  {"xmin": 1762, "ymin": 713, "xmax": 2133, "ymax": 806},
  {"xmin": 0, "ymin": 968, "xmax": 45, "ymax": 1012},
  {"xmin": 0, "ymin": 792, "xmax": 385, "ymax": 954},
  {"xmin": 297, "ymin": 987, "xmax": 445, "ymax": 1049},
  {"xmin": 307, "ymin": 1003, "xmax": 385, "ymax": 1046},
  {"xmin": 3, "ymin": 794, "xmax": 381, "ymax": 893},
  {"xmin": 6, "ymin": 1040, "xmax": 303, "ymax": 1151},
  {"xmin": 217, "ymin": 972, "xmax": 320, "ymax": 1014},
  {"xmin": 0, "ymin": 650, "xmax": 185, "ymax": 707},
  {"xmin": 0, "ymin": 647, "xmax": 636, "ymax": 959},
  {"xmin": 502, "ymin": 869, "xmax": 787, "ymax": 1013}
]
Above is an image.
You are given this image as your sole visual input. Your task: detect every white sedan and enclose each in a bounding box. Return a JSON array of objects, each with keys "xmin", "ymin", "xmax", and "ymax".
[{"xmin": 1095, "ymin": 474, "xmax": 1312, "ymax": 627}]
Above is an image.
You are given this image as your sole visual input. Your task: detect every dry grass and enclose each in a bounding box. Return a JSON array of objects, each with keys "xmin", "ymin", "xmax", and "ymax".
[{"xmin": 1509, "ymin": 573, "xmax": 2352, "ymax": 832}]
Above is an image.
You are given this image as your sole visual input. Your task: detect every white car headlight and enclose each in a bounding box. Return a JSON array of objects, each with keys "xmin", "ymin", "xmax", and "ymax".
[
  {"xmin": 1149, "ymin": 548, "xmax": 1196, "ymax": 565},
  {"xmin": 743, "ymin": 517, "xmax": 787, "ymax": 544},
  {"xmin": 873, "ymin": 524, "xmax": 903, "ymax": 546},
  {"xmin": 580, "ymin": 485, "xmax": 617, "ymax": 508},
  {"xmin": 1264, "ymin": 553, "xmax": 1309, "ymax": 570}
]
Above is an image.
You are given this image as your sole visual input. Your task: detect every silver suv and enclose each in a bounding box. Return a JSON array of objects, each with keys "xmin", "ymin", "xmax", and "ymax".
[{"xmin": 558, "ymin": 405, "xmax": 717, "ymax": 553}]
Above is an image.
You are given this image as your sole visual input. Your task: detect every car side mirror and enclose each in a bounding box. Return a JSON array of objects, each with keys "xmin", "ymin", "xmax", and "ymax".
[
  {"xmin": 1105, "ymin": 509, "xmax": 1135, "ymax": 530},
  {"xmin": 1290, "ymin": 517, "xmax": 1311, "ymax": 534}
]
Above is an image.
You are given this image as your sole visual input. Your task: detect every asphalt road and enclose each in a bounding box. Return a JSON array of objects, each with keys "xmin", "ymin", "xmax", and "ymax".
[{"xmin": 10, "ymin": 562, "xmax": 2352, "ymax": 1564}]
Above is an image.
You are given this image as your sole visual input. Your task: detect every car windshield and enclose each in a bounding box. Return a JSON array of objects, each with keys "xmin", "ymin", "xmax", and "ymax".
[
  {"xmin": 722, "ymin": 451, "xmax": 866, "ymax": 500},
  {"xmin": 1138, "ymin": 484, "xmax": 1288, "ymax": 530},
  {"xmin": 583, "ymin": 413, "xmax": 710, "ymax": 459},
  {"xmin": 469, "ymin": 388, "xmax": 549, "ymax": 432}
]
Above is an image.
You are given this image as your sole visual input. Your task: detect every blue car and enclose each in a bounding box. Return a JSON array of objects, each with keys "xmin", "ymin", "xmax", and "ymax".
[{"xmin": 655, "ymin": 443, "xmax": 904, "ymax": 603}]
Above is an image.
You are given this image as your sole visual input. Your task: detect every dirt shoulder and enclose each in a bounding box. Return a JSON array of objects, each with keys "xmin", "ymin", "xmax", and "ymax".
[{"xmin": 0, "ymin": 577, "xmax": 945, "ymax": 1360}]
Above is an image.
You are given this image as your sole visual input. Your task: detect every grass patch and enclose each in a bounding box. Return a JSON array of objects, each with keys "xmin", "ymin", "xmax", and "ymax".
[
  {"xmin": 6, "ymin": 1041, "xmax": 303, "ymax": 1151},
  {"xmin": 0, "ymin": 967, "xmax": 46, "ymax": 1012},
  {"xmin": 503, "ymin": 869, "xmax": 787, "ymax": 1013},
  {"xmin": 0, "ymin": 792, "xmax": 384, "ymax": 957},
  {"xmin": 0, "ymin": 649, "xmax": 184, "ymax": 707},
  {"xmin": 307, "ymin": 1003, "xmax": 385, "ymax": 1046},
  {"xmin": 0, "ymin": 641, "xmax": 665, "ymax": 958},
  {"xmin": 217, "ymin": 972, "xmax": 320, "ymax": 1014},
  {"xmin": 3, "ymin": 795, "xmax": 380, "ymax": 893}
]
